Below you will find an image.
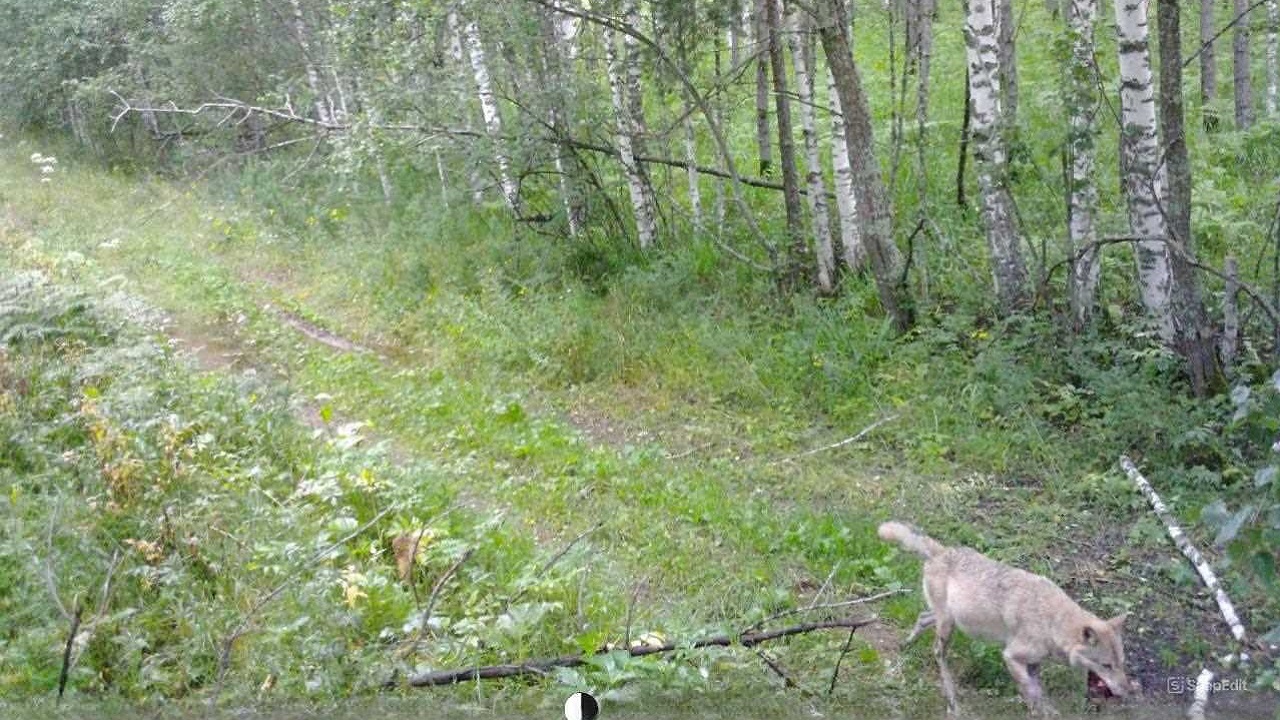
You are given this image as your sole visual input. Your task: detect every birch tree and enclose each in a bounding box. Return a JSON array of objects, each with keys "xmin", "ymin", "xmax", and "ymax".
[
  {"xmin": 1158, "ymin": 0, "xmax": 1221, "ymax": 394},
  {"xmin": 786, "ymin": 7, "xmax": 837, "ymax": 292},
  {"xmin": 828, "ymin": 68, "xmax": 866, "ymax": 271},
  {"xmin": 463, "ymin": 14, "xmax": 520, "ymax": 212},
  {"xmin": 1235, "ymin": 0, "xmax": 1254, "ymax": 128},
  {"xmin": 1114, "ymin": 0, "xmax": 1175, "ymax": 341},
  {"xmin": 1066, "ymin": 0, "xmax": 1100, "ymax": 326},
  {"xmin": 287, "ymin": 0, "xmax": 333, "ymax": 126},
  {"xmin": 816, "ymin": 0, "xmax": 913, "ymax": 330},
  {"xmin": 605, "ymin": 8, "xmax": 659, "ymax": 249},
  {"xmin": 1200, "ymin": 0, "xmax": 1219, "ymax": 129},
  {"xmin": 754, "ymin": 0, "xmax": 774, "ymax": 175},
  {"xmin": 965, "ymin": 0, "xmax": 1028, "ymax": 312},
  {"xmin": 540, "ymin": 8, "xmax": 585, "ymax": 237},
  {"xmin": 997, "ymin": 0, "xmax": 1019, "ymax": 132},
  {"xmin": 765, "ymin": 0, "xmax": 808, "ymax": 280}
]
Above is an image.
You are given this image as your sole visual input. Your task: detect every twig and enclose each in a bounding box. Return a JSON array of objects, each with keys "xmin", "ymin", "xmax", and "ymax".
[
  {"xmin": 753, "ymin": 589, "xmax": 910, "ymax": 630},
  {"xmin": 1120, "ymin": 456, "xmax": 1247, "ymax": 642},
  {"xmin": 770, "ymin": 415, "xmax": 900, "ymax": 465},
  {"xmin": 404, "ymin": 616, "xmax": 876, "ymax": 686},
  {"xmin": 754, "ymin": 647, "xmax": 799, "ymax": 689},
  {"xmin": 1185, "ymin": 667, "xmax": 1214, "ymax": 720},
  {"xmin": 56, "ymin": 597, "xmax": 84, "ymax": 704},
  {"xmin": 215, "ymin": 505, "xmax": 394, "ymax": 693},
  {"xmin": 504, "ymin": 522, "xmax": 604, "ymax": 612},
  {"xmin": 1183, "ymin": 0, "xmax": 1272, "ymax": 69},
  {"xmin": 828, "ymin": 626, "xmax": 859, "ymax": 696},
  {"xmin": 419, "ymin": 547, "xmax": 474, "ymax": 638}
]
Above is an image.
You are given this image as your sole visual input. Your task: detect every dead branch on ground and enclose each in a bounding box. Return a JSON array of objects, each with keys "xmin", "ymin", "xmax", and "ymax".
[{"xmin": 402, "ymin": 616, "xmax": 876, "ymax": 686}]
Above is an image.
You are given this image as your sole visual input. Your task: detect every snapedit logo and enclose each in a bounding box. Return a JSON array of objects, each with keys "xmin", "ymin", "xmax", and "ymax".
[{"xmin": 1166, "ymin": 675, "xmax": 1247, "ymax": 694}]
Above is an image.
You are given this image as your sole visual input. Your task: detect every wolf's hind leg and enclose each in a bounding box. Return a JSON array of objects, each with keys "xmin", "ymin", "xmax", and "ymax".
[
  {"xmin": 904, "ymin": 610, "xmax": 935, "ymax": 644},
  {"xmin": 933, "ymin": 615, "xmax": 959, "ymax": 716}
]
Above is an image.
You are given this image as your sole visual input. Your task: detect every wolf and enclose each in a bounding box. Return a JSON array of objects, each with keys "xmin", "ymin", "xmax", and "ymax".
[{"xmin": 879, "ymin": 521, "xmax": 1133, "ymax": 715}]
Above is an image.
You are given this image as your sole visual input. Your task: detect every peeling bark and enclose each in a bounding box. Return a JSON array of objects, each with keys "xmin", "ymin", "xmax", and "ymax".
[
  {"xmin": 787, "ymin": 7, "xmax": 836, "ymax": 292},
  {"xmin": 966, "ymin": 0, "xmax": 1028, "ymax": 312},
  {"xmin": 1067, "ymin": 0, "xmax": 1100, "ymax": 327}
]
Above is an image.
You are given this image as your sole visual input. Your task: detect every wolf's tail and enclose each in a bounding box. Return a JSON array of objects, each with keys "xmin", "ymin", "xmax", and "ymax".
[{"xmin": 878, "ymin": 521, "xmax": 946, "ymax": 559}]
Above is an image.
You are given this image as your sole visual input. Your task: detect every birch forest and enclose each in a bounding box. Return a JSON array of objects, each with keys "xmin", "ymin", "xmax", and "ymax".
[{"xmin": 2, "ymin": 0, "xmax": 1280, "ymax": 716}]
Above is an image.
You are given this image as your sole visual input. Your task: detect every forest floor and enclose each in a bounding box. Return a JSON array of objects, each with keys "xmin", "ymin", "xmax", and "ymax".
[{"xmin": 1, "ymin": 138, "xmax": 1276, "ymax": 718}]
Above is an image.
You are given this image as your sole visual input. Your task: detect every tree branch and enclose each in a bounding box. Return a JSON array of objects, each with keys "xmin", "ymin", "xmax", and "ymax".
[{"xmin": 403, "ymin": 616, "xmax": 876, "ymax": 686}]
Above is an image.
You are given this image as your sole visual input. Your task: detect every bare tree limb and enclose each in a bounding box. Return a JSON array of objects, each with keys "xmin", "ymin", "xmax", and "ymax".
[
  {"xmin": 403, "ymin": 616, "xmax": 876, "ymax": 686},
  {"xmin": 1183, "ymin": 0, "xmax": 1272, "ymax": 69},
  {"xmin": 419, "ymin": 547, "xmax": 474, "ymax": 639},
  {"xmin": 769, "ymin": 415, "xmax": 899, "ymax": 465}
]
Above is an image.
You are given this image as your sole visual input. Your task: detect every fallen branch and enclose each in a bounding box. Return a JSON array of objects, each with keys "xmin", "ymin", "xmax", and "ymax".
[
  {"xmin": 404, "ymin": 616, "xmax": 876, "ymax": 686},
  {"xmin": 1120, "ymin": 456, "xmax": 1247, "ymax": 642},
  {"xmin": 504, "ymin": 522, "xmax": 604, "ymax": 612},
  {"xmin": 418, "ymin": 547, "xmax": 474, "ymax": 639},
  {"xmin": 1186, "ymin": 667, "xmax": 1214, "ymax": 720},
  {"xmin": 56, "ymin": 598, "xmax": 84, "ymax": 704},
  {"xmin": 770, "ymin": 415, "xmax": 899, "ymax": 465}
]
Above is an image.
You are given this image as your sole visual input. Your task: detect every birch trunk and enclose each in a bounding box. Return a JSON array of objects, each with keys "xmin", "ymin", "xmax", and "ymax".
[
  {"xmin": 913, "ymin": 0, "xmax": 936, "ymax": 210},
  {"xmin": 684, "ymin": 104, "xmax": 702, "ymax": 229},
  {"xmin": 1114, "ymin": 0, "xmax": 1175, "ymax": 343},
  {"xmin": 288, "ymin": 0, "xmax": 333, "ymax": 126},
  {"xmin": 997, "ymin": 0, "xmax": 1019, "ymax": 132},
  {"xmin": 965, "ymin": 0, "xmax": 1028, "ymax": 312},
  {"xmin": 541, "ymin": 9, "xmax": 584, "ymax": 237},
  {"xmin": 765, "ymin": 0, "xmax": 808, "ymax": 278},
  {"xmin": 826, "ymin": 0, "xmax": 866, "ymax": 271},
  {"xmin": 606, "ymin": 17, "xmax": 659, "ymax": 249},
  {"xmin": 817, "ymin": 0, "xmax": 913, "ymax": 330},
  {"xmin": 1159, "ymin": 0, "xmax": 1221, "ymax": 395},
  {"xmin": 1268, "ymin": 0, "xmax": 1279, "ymax": 116},
  {"xmin": 787, "ymin": 8, "xmax": 837, "ymax": 292},
  {"xmin": 1235, "ymin": 0, "xmax": 1254, "ymax": 128},
  {"xmin": 463, "ymin": 16, "xmax": 520, "ymax": 212},
  {"xmin": 754, "ymin": 0, "xmax": 774, "ymax": 175},
  {"xmin": 1200, "ymin": 0, "xmax": 1219, "ymax": 129},
  {"xmin": 1067, "ymin": 0, "xmax": 1100, "ymax": 327}
]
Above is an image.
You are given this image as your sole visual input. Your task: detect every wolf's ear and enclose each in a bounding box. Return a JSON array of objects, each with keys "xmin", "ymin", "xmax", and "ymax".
[
  {"xmin": 1083, "ymin": 625, "xmax": 1099, "ymax": 645},
  {"xmin": 1107, "ymin": 613, "xmax": 1129, "ymax": 632}
]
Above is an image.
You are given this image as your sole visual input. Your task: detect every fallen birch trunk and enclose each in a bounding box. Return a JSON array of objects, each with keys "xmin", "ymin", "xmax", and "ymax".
[
  {"xmin": 404, "ymin": 616, "xmax": 875, "ymax": 687},
  {"xmin": 1186, "ymin": 667, "xmax": 1214, "ymax": 720},
  {"xmin": 1120, "ymin": 455, "xmax": 1247, "ymax": 642}
]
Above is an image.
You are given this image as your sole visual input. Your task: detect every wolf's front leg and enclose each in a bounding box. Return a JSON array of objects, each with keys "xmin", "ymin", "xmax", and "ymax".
[{"xmin": 1003, "ymin": 653, "xmax": 1059, "ymax": 716}]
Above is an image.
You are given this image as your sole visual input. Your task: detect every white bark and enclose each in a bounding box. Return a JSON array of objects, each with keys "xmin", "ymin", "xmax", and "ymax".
[
  {"xmin": 606, "ymin": 18, "xmax": 658, "ymax": 249},
  {"xmin": 446, "ymin": 9, "xmax": 464, "ymax": 63},
  {"xmin": 1121, "ymin": 456, "xmax": 1248, "ymax": 642},
  {"xmin": 1187, "ymin": 668, "xmax": 1214, "ymax": 720},
  {"xmin": 463, "ymin": 16, "xmax": 520, "ymax": 212},
  {"xmin": 1268, "ymin": 0, "xmax": 1279, "ymax": 116},
  {"xmin": 684, "ymin": 111, "xmax": 702, "ymax": 230},
  {"xmin": 828, "ymin": 67, "xmax": 865, "ymax": 271},
  {"xmin": 1067, "ymin": 0, "xmax": 1100, "ymax": 325},
  {"xmin": 1221, "ymin": 256, "xmax": 1239, "ymax": 370},
  {"xmin": 786, "ymin": 9, "xmax": 836, "ymax": 292},
  {"xmin": 1114, "ymin": 0, "xmax": 1175, "ymax": 341},
  {"xmin": 965, "ymin": 0, "xmax": 1027, "ymax": 310},
  {"xmin": 288, "ymin": 0, "xmax": 333, "ymax": 126}
]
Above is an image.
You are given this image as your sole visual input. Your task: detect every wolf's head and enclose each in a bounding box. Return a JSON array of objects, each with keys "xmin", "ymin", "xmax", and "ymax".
[{"xmin": 1068, "ymin": 613, "xmax": 1132, "ymax": 697}]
